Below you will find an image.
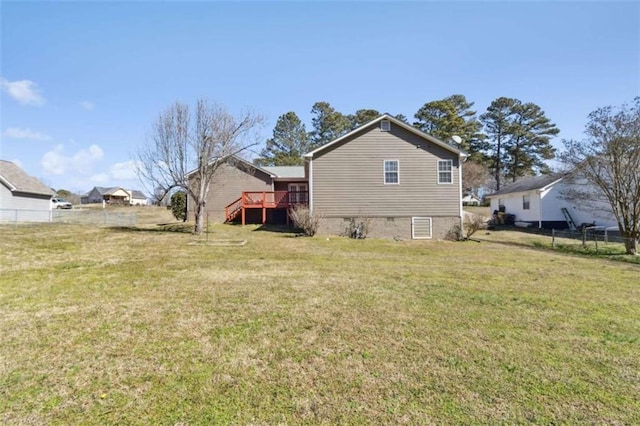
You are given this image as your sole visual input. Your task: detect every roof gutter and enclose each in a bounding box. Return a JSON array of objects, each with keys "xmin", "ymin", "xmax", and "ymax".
[{"xmin": 0, "ymin": 175, "xmax": 17, "ymax": 192}]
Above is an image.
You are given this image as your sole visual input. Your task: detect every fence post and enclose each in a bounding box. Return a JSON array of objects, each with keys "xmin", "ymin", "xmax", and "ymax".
[
  {"xmin": 552, "ymin": 229, "xmax": 555, "ymax": 248},
  {"xmin": 604, "ymin": 228, "xmax": 608, "ymax": 244},
  {"xmin": 582, "ymin": 229, "xmax": 586, "ymax": 248},
  {"xmin": 594, "ymin": 232, "xmax": 598, "ymax": 253}
]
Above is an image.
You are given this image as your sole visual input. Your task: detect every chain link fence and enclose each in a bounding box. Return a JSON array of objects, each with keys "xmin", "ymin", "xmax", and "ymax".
[
  {"xmin": 551, "ymin": 227, "xmax": 633, "ymax": 254},
  {"xmin": 0, "ymin": 209, "xmax": 137, "ymax": 226}
]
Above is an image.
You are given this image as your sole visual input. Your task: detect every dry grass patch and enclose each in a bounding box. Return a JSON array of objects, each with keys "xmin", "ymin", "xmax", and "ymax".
[{"xmin": 1, "ymin": 223, "xmax": 639, "ymax": 424}]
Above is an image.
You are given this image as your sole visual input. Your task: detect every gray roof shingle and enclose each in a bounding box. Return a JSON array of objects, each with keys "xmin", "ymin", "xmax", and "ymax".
[
  {"xmin": 0, "ymin": 160, "xmax": 55, "ymax": 196},
  {"xmin": 262, "ymin": 166, "xmax": 305, "ymax": 179},
  {"xmin": 488, "ymin": 174, "xmax": 563, "ymax": 197}
]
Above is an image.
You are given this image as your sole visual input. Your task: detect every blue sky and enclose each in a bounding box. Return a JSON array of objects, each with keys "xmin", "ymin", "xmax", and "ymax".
[{"xmin": 1, "ymin": 1, "xmax": 638, "ymax": 194}]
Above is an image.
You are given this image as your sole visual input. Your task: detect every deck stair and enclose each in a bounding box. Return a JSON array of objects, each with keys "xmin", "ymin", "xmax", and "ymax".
[
  {"xmin": 561, "ymin": 207, "xmax": 577, "ymax": 231},
  {"xmin": 225, "ymin": 197, "xmax": 243, "ymax": 222}
]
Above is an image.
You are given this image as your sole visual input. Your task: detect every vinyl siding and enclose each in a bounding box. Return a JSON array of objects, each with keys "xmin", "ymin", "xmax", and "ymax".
[
  {"xmin": 489, "ymin": 181, "xmax": 618, "ymax": 229},
  {"xmin": 541, "ymin": 182, "xmax": 617, "ymax": 228},
  {"xmin": 83, "ymin": 188, "xmax": 104, "ymax": 203},
  {"xmin": 310, "ymin": 123, "xmax": 461, "ymax": 217},
  {"xmin": 0, "ymin": 184, "xmax": 52, "ymax": 222},
  {"xmin": 196, "ymin": 162, "xmax": 273, "ymax": 222}
]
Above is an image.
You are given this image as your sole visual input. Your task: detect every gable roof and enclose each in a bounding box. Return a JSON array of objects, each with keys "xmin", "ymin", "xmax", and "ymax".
[
  {"xmin": 104, "ymin": 187, "xmax": 128, "ymax": 195},
  {"xmin": 262, "ymin": 166, "xmax": 305, "ymax": 179},
  {"xmin": 463, "ymin": 193, "xmax": 481, "ymax": 200},
  {"xmin": 303, "ymin": 114, "xmax": 467, "ymax": 159},
  {"xmin": 130, "ymin": 190, "xmax": 147, "ymax": 199},
  {"xmin": 487, "ymin": 174, "xmax": 564, "ymax": 197},
  {"xmin": 186, "ymin": 155, "xmax": 276, "ymax": 179},
  {"xmin": 85, "ymin": 186, "xmax": 115, "ymax": 196},
  {"xmin": 85, "ymin": 186, "xmax": 147, "ymax": 199},
  {"xmin": 0, "ymin": 160, "xmax": 54, "ymax": 196}
]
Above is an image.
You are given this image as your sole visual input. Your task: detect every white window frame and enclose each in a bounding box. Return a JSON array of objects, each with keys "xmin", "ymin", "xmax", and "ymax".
[
  {"xmin": 523, "ymin": 194, "xmax": 530, "ymax": 210},
  {"xmin": 412, "ymin": 217, "xmax": 433, "ymax": 239},
  {"xmin": 381, "ymin": 120, "xmax": 391, "ymax": 132},
  {"xmin": 383, "ymin": 160, "xmax": 399, "ymax": 185},
  {"xmin": 437, "ymin": 160, "xmax": 453, "ymax": 184}
]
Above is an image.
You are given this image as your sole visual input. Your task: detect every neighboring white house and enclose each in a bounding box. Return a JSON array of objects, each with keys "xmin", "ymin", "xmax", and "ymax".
[
  {"xmin": 127, "ymin": 190, "xmax": 149, "ymax": 206},
  {"xmin": 0, "ymin": 159, "xmax": 55, "ymax": 222},
  {"xmin": 462, "ymin": 193, "xmax": 481, "ymax": 206},
  {"xmin": 486, "ymin": 174, "xmax": 618, "ymax": 229},
  {"xmin": 82, "ymin": 186, "xmax": 148, "ymax": 205}
]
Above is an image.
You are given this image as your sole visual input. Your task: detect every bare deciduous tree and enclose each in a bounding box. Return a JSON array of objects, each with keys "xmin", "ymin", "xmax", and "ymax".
[
  {"xmin": 137, "ymin": 99, "xmax": 264, "ymax": 234},
  {"xmin": 560, "ymin": 98, "xmax": 640, "ymax": 255},
  {"xmin": 462, "ymin": 160, "xmax": 490, "ymax": 196}
]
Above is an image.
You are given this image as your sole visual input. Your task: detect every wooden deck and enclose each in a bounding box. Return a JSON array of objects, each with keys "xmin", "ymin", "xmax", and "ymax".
[{"xmin": 225, "ymin": 191, "xmax": 308, "ymax": 225}]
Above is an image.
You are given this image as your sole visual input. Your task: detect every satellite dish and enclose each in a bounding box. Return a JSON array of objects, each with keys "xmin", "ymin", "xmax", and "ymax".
[{"xmin": 451, "ymin": 135, "xmax": 462, "ymax": 145}]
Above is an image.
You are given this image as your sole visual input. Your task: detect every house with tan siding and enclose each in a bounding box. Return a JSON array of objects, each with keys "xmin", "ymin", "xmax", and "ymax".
[
  {"xmin": 192, "ymin": 157, "xmax": 307, "ymax": 224},
  {"xmin": 198, "ymin": 114, "xmax": 466, "ymax": 240},
  {"xmin": 305, "ymin": 114, "xmax": 465, "ymax": 239}
]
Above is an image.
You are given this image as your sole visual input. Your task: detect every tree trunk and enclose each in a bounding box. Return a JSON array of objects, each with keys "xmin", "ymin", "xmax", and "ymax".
[
  {"xmin": 623, "ymin": 236, "xmax": 638, "ymax": 255},
  {"xmin": 194, "ymin": 201, "xmax": 204, "ymax": 234}
]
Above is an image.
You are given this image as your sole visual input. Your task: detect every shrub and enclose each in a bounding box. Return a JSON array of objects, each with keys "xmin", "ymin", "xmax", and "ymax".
[
  {"xmin": 445, "ymin": 224, "xmax": 463, "ymax": 241},
  {"xmin": 289, "ymin": 205, "xmax": 322, "ymax": 236},
  {"xmin": 345, "ymin": 217, "xmax": 371, "ymax": 239},
  {"xmin": 463, "ymin": 213, "xmax": 487, "ymax": 239},
  {"xmin": 170, "ymin": 191, "xmax": 187, "ymax": 222}
]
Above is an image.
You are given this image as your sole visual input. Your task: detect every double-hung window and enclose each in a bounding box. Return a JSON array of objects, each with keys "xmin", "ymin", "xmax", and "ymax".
[
  {"xmin": 384, "ymin": 160, "xmax": 399, "ymax": 184},
  {"xmin": 523, "ymin": 194, "xmax": 530, "ymax": 210},
  {"xmin": 438, "ymin": 160, "xmax": 453, "ymax": 184}
]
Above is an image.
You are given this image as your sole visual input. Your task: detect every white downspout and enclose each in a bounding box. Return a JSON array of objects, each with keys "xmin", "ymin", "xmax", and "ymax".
[
  {"xmin": 537, "ymin": 189, "xmax": 544, "ymax": 228},
  {"xmin": 458, "ymin": 155, "xmax": 465, "ymax": 228},
  {"xmin": 308, "ymin": 158, "xmax": 313, "ymax": 213}
]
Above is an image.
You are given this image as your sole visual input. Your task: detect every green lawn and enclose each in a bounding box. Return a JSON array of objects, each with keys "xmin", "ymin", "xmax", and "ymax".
[{"xmin": 1, "ymin": 216, "xmax": 639, "ymax": 424}]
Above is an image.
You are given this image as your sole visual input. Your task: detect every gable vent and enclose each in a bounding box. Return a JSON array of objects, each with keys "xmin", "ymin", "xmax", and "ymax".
[{"xmin": 380, "ymin": 120, "xmax": 391, "ymax": 132}]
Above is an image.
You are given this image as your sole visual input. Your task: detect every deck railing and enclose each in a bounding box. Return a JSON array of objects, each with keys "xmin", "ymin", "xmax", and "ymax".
[
  {"xmin": 242, "ymin": 191, "xmax": 308, "ymax": 208},
  {"xmin": 224, "ymin": 191, "xmax": 309, "ymax": 222}
]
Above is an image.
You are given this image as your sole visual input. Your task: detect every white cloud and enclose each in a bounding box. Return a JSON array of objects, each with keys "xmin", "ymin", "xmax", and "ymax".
[
  {"xmin": 38, "ymin": 144, "xmax": 144, "ymax": 192},
  {"xmin": 41, "ymin": 145, "xmax": 67, "ymax": 175},
  {"xmin": 3, "ymin": 127, "xmax": 52, "ymax": 141},
  {"xmin": 41, "ymin": 144, "xmax": 104, "ymax": 176},
  {"xmin": 109, "ymin": 160, "xmax": 140, "ymax": 180},
  {"xmin": 89, "ymin": 173, "xmax": 110, "ymax": 184},
  {"xmin": 0, "ymin": 77, "xmax": 46, "ymax": 106},
  {"xmin": 80, "ymin": 101, "xmax": 95, "ymax": 110}
]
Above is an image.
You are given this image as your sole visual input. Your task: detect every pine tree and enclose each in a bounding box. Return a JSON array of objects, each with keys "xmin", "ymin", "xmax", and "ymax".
[
  {"xmin": 348, "ymin": 109, "xmax": 380, "ymax": 129},
  {"xmin": 505, "ymin": 102, "xmax": 559, "ymax": 182},
  {"xmin": 309, "ymin": 101, "xmax": 351, "ymax": 149},
  {"xmin": 480, "ymin": 97, "xmax": 519, "ymax": 190},
  {"xmin": 256, "ymin": 112, "xmax": 310, "ymax": 166},
  {"xmin": 413, "ymin": 94, "xmax": 485, "ymax": 158},
  {"xmin": 481, "ymin": 98, "xmax": 559, "ymax": 189}
]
